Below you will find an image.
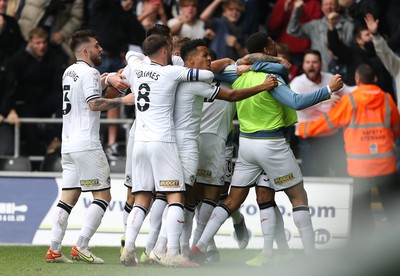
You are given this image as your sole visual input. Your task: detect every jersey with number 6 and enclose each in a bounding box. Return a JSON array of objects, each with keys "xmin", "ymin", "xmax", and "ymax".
[
  {"xmin": 61, "ymin": 61, "xmax": 102, "ymax": 153},
  {"xmin": 128, "ymin": 60, "xmax": 214, "ymax": 142}
]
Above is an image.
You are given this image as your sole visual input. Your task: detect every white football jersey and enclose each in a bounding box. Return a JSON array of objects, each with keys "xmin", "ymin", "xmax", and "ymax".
[
  {"xmin": 127, "ymin": 60, "xmax": 214, "ymax": 142},
  {"xmin": 174, "ymin": 81, "xmax": 220, "ymax": 142},
  {"xmin": 61, "ymin": 61, "xmax": 103, "ymax": 153},
  {"xmin": 200, "ymin": 82, "xmax": 236, "ymax": 139}
]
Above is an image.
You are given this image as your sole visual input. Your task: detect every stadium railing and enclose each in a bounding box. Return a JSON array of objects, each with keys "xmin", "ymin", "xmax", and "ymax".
[{"xmin": 4, "ymin": 117, "xmax": 134, "ymax": 159}]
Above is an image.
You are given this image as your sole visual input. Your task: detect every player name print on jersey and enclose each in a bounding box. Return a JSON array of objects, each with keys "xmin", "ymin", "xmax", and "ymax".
[{"xmin": 135, "ymin": 70, "xmax": 160, "ymax": 80}]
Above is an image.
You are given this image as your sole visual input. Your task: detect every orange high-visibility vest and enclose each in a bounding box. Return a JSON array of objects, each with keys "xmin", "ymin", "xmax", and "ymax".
[{"xmin": 298, "ymin": 85, "xmax": 400, "ymax": 177}]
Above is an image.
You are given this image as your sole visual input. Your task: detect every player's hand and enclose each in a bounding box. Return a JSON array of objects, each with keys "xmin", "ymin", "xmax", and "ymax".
[
  {"xmin": 108, "ymin": 74, "xmax": 130, "ymax": 91},
  {"xmin": 277, "ymin": 57, "xmax": 292, "ymax": 69},
  {"xmin": 262, "ymin": 75, "xmax": 279, "ymax": 91},
  {"xmin": 236, "ymin": 65, "xmax": 251, "ymax": 75},
  {"xmin": 328, "ymin": 74, "xmax": 343, "ymax": 93}
]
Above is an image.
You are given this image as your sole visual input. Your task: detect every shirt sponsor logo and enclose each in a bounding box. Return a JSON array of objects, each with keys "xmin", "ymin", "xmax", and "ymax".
[
  {"xmin": 159, "ymin": 180, "xmax": 180, "ymax": 188},
  {"xmin": 197, "ymin": 169, "xmax": 212, "ymax": 177},
  {"xmin": 80, "ymin": 179, "xmax": 100, "ymax": 188},
  {"xmin": 274, "ymin": 173, "xmax": 294, "ymax": 185}
]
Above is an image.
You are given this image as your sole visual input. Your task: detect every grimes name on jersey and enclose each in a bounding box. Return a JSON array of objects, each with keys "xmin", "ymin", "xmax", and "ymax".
[{"xmin": 136, "ymin": 70, "xmax": 160, "ymax": 80}]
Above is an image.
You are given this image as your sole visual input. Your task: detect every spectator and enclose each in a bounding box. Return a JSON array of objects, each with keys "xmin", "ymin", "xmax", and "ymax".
[
  {"xmin": 197, "ymin": 0, "xmax": 272, "ymax": 35},
  {"xmin": 327, "ymin": 15, "xmax": 396, "ymax": 100},
  {"xmin": 167, "ymin": 0, "xmax": 205, "ymax": 39},
  {"xmin": 0, "ymin": 64, "xmax": 18, "ymax": 156},
  {"xmin": 136, "ymin": 0, "xmax": 168, "ymax": 30},
  {"xmin": 234, "ymin": 0, "xmax": 264, "ymax": 35},
  {"xmin": 365, "ymin": 13, "xmax": 400, "ymax": 173},
  {"xmin": 0, "ymin": 0, "xmax": 24, "ymax": 60},
  {"xmin": 5, "ymin": 0, "xmax": 23, "ymax": 18},
  {"xmin": 18, "ymin": 0, "xmax": 84, "ymax": 64},
  {"xmin": 0, "ymin": 0, "xmax": 24, "ymax": 156},
  {"xmin": 89, "ymin": 0, "xmax": 132, "ymax": 160},
  {"xmin": 200, "ymin": 0, "xmax": 247, "ymax": 60},
  {"xmin": 124, "ymin": 0, "xmax": 146, "ymax": 50},
  {"xmin": 6, "ymin": 27, "xmax": 66, "ymax": 165},
  {"xmin": 287, "ymin": 0, "xmax": 354, "ymax": 72},
  {"xmin": 275, "ymin": 42, "xmax": 301, "ymax": 82},
  {"xmin": 297, "ymin": 64, "xmax": 400, "ymax": 241},
  {"xmin": 268, "ymin": 0, "xmax": 321, "ymax": 67},
  {"xmin": 290, "ymin": 49, "xmax": 352, "ymax": 176}
]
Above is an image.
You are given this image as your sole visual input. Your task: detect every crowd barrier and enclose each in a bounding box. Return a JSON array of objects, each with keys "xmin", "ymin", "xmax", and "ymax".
[
  {"xmin": 6, "ymin": 117, "xmax": 133, "ymax": 158},
  {"xmin": 0, "ymin": 172, "xmax": 352, "ymax": 249}
]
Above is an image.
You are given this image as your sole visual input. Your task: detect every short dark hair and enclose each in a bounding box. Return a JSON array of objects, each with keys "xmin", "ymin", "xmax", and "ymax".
[
  {"xmin": 246, "ymin": 31, "xmax": 270, "ymax": 54},
  {"xmin": 142, "ymin": 34, "xmax": 169, "ymax": 56},
  {"xmin": 356, "ymin": 64, "xmax": 375, "ymax": 84},
  {"xmin": 70, "ymin": 29, "xmax": 97, "ymax": 52},
  {"xmin": 146, "ymin": 24, "xmax": 171, "ymax": 38},
  {"xmin": 353, "ymin": 23, "xmax": 368, "ymax": 40},
  {"xmin": 304, "ymin": 49, "xmax": 322, "ymax": 62},
  {"xmin": 180, "ymin": 39, "xmax": 207, "ymax": 61},
  {"xmin": 208, "ymin": 48, "xmax": 217, "ymax": 61}
]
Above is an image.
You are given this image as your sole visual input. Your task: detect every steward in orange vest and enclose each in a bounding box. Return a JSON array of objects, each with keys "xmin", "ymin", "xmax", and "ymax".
[
  {"xmin": 297, "ymin": 69, "xmax": 400, "ymax": 178},
  {"xmin": 297, "ymin": 64, "xmax": 400, "ymax": 239}
]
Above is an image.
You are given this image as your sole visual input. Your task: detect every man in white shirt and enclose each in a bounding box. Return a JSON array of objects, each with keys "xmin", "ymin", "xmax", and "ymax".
[
  {"xmin": 45, "ymin": 29, "xmax": 134, "ymax": 264},
  {"xmin": 120, "ymin": 34, "xmax": 214, "ymax": 268},
  {"xmin": 290, "ymin": 49, "xmax": 352, "ymax": 176}
]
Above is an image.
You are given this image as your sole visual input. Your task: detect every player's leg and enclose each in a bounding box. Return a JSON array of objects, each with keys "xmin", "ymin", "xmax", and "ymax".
[
  {"xmin": 149, "ymin": 203, "xmax": 168, "ymax": 262},
  {"xmin": 284, "ymin": 182, "xmax": 315, "ymax": 255},
  {"xmin": 122, "ymin": 132, "xmax": 135, "ymax": 232},
  {"xmin": 191, "ymin": 186, "xmax": 250, "ymax": 263},
  {"xmin": 177, "ymin": 142, "xmax": 200, "ymax": 258},
  {"xmin": 46, "ymin": 187, "xmax": 80, "ymax": 263},
  {"xmin": 141, "ymin": 193, "xmax": 167, "ymax": 263},
  {"xmin": 192, "ymin": 133, "xmax": 228, "ymax": 252},
  {"xmin": 120, "ymin": 141, "xmax": 154, "ymax": 266},
  {"xmin": 121, "ymin": 191, "xmax": 153, "ymax": 266},
  {"xmin": 69, "ymin": 149, "xmax": 112, "ymax": 264},
  {"xmin": 245, "ymin": 185, "xmax": 276, "ymax": 267},
  {"xmin": 273, "ymin": 205, "xmax": 290, "ymax": 255},
  {"xmin": 152, "ymin": 142, "xmax": 197, "ymax": 267},
  {"xmin": 180, "ymin": 184, "xmax": 196, "ymax": 257}
]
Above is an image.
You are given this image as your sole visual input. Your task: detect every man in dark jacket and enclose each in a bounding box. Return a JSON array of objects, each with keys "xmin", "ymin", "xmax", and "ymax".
[{"xmin": 327, "ymin": 13, "xmax": 395, "ymax": 101}]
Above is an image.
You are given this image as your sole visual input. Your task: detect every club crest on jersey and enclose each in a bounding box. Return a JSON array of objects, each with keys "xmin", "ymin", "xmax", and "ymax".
[
  {"xmin": 80, "ymin": 179, "xmax": 100, "ymax": 187},
  {"xmin": 159, "ymin": 180, "xmax": 180, "ymax": 188},
  {"xmin": 274, "ymin": 173, "xmax": 294, "ymax": 185}
]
